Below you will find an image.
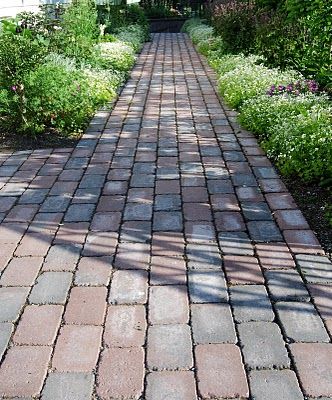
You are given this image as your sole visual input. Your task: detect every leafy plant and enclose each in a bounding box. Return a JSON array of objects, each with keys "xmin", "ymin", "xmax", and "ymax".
[
  {"xmin": 218, "ymin": 63, "xmax": 299, "ymax": 108},
  {"xmin": 93, "ymin": 41, "xmax": 136, "ymax": 72},
  {"xmin": 266, "ymin": 106, "xmax": 332, "ymax": 181},
  {"xmin": 115, "ymin": 24, "xmax": 147, "ymax": 52},
  {"xmin": 211, "ymin": 0, "xmax": 256, "ymax": 54},
  {"xmin": 54, "ymin": 0, "xmax": 99, "ymax": 61},
  {"xmin": 239, "ymin": 93, "xmax": 329, "ymax": 137}
]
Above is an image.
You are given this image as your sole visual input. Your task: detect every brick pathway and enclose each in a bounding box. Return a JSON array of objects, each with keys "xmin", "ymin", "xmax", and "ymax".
[{"xmin": 0, "ymin": 33, "xmax": 331, "ymax": 399}]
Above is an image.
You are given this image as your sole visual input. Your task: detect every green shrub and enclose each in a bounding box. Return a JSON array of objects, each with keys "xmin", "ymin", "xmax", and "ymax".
[
  {"xmin": 197, "ymin": 36, "xmax": 225, "ymax": 57},
  {"xmin": 6, "ymin": 54, "xmax": 116, "ymax": 135},
  {"xmin": 211, "ymin": 0, "xmax": 256, "ymax": 54},
  {"xmin": 266, "ymin": 106, "xmax": 332, "ymax": 181},
  {"xmin": 218, "ymin": 63, "xmax": 300, "ymax": 108},
  {"xmin": 98, "ymin": 4, "xmax": 149, "ymax": 38},
  {"xmin": 93, "ymin": 41, "xmax": 136, "ymax": 72},
  {"xmin": 181, "ymin": 18, "xmax": 202, "ymax": 33},
  {"xmin": 54, "ymin": 0, "xmax": 99, "ymax": 61},
  {"xmin": 239, "ymin": 93, "xmax": 330, "ymax": 138},
  {"xmin": 189, "ymin": 24, "xmax": 214, "ymax": 45},
  {"xmin": 115, "ymin": 24, "xmax": 147, "ymax": 52},
  {"xmin": 0, "ymin": 20, "xmax": 48, "ymax": 86},
  {"xmin": 209, "ymin": 53, "xmax": 261, "ymax": 76},
  {"xmin": 0, "ymin": 21, "xmax": 49, "ymax": 131}
]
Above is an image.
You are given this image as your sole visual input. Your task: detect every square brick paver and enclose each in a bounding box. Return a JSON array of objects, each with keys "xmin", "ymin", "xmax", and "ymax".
[
  {"xmin": 195, "ymin": 344, "xmax": 249, "ymax": 399},
  {"xmin": 52, "ymin": 325, "xmax": 102, "ymax": 372}
]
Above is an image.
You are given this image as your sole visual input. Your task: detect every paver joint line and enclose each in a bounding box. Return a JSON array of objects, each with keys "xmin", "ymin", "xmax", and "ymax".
[{"xmin": 0, "ymin": 33, "xmax": 330, "ymax": 400}]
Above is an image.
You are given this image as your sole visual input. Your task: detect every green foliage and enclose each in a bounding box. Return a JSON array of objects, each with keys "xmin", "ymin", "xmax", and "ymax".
[
  {"xmin": 266, "ymin": 106, "xmax": 332, "ymax": 181},
  {"xmin": 93, "ymin": 41, "xmax": 135, "ymax": 72},
  {"xmin": 188, "ymin": 24, "xmax": 214, "ymax": 45},
  {"xmin": 181, "ymin": 18, "xmax": 202, "ymax": 33},
  {"xmin": 218, "ymin": 62, "xmax": 299, "ymax": 108},
  {"xmin": 54, "ymin": 0, "xmax": 99, "ymax": 61},
  {"xmin": 144, "ymin": 5, "xmax": 180, "ymax": 18},
  {"xmin": 0, "ymin": 20, "xmax": 48, "ymax": 86},
  {"xmin": 209, "ymin": 53, "xmax": 261, "ymax": 76},
  {"xmin": 239, "ymin": 93, "xmax": 329, "ymax": 138},
  {"xmin": 0, "ymin": 2, "xmax": 146, "ymax": 137},
  {"xmin": 197, "ymin": 36, "xmax": 225, "ymax": 57},
  {"xmin": 212, "ymin": 1, "xmax": 256, "ymax": 54},
  {"xmin": 208, "ymin": 0, "xmax": 332, "ymax": 88},
  {"xmin": 98, "ymin": 4, "xmax": 149, "ymax": 37},
  {"xmin": 0, "ymin": 54, "xmax": 116, "ymax": 136},
  {"xmin": 115, "ymin": 24, "xmax": 147, "ymax": 52}
]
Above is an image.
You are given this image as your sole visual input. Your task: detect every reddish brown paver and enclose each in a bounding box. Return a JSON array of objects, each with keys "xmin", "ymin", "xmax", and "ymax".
[
  {"xmin": 0, "ymin": 33, "xmax": 330, "ymax": 399},
  {"xmin": 290, "ymin": 343, "xmax": 332, "ymax": 397},
  {"xmin": 195, "ymin": 344, "xmax": 249, "ymax": 398}
]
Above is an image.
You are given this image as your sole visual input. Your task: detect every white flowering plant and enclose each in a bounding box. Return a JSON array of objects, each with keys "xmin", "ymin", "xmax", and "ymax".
[
  {"xmin": 218, "ymin": 64, "xmax": 300, "ymax": 108},
  {"xmin": 114, "ymin": 24, "xmax": 147, "ymax": 52},
  {"xmin": 266, "ymin": 106, "xmax": 332, "ymax": 181},
  {"xmin": 94, "ymin": 41, "xmax": 136, "ymax": 72}
]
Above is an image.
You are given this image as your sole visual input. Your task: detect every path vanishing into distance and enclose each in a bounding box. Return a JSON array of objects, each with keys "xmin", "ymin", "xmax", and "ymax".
[{"xmin": 0, "ymin": 33, "xmax": 331, "ymax": 399}]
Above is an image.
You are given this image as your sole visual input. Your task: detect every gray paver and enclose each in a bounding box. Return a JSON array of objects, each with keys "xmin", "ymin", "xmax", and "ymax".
[
  {"xmin": 218, "ymin": 231, "xmax": 254, "ymax": 255},
  {"xmin": 0, "ymin": 323, "xmax": 13, "ymax": 359},
  {"xmin": 186, "ymin": 243, "xmax": 222, "ymax": 270},
  {"xmin": 29, "ymin": 272, "xmax": 72, "ymax": 304},
  {"xmin": 153, "ymin": 211, "xmax": 183, "ymax": 231},
  {"xmin": 145, "ymin": 371, "xmax": 197, "ymax": 400},
  {"xmin": 191, "ymin": 303, "xmax": 236, "ymax": 344},
  {"xmin": 42, "ymin": 372, "xmax": 94, "ymax": 400},
  {"xmin": 295, "ymin": 254, "xmax": 332, "ymax": 284},
  {"xmin": 241, "ymin": 201, "xmax": 273, "ymax": 221},
  {"xmin": 43, "ymin": 244, "xmax": 81, "ymax": 271},
  {"xmin": 109, "ymin": 270, "xmax": 148, "ymax": 304},
  {"xmin": 238, "ymin": 322, "xmax": 290, "ymax": 369},
  {"xmin": 188, "ymin": 270, "xmax": 228, "ymax": 303},
  {"xmin": 0, "ymin": 287, "xmax": 30, "ymax": 322},
  {"xmin": 275, "ymin": 301, "xmax": 329, "ymax": 342},
  {"xmin": 19, "ymin": 189, "xmax": 49, "ymax": 204},
  {"xmin": 147, "ymin": 324, "xmax": 193, "ymax": 371},
  {"xmin": 265, "ymin": 269, "xmax": 310, "ymax": 301},
  {"xmin": 154, "ymin": 195, "xmax": 181, "ymax": 211},
  {"xmin": 230, "ymin": 285, "xmax": 274, "ymax": 323},
  {"xmin": 249, "ymin": 370, "xmax": 304, "ymax": 400},
  {"xmin": 64, "ymin": 204, "xmax": 95, "ymax": 222},
  {"xmin": 40, "ymin": 196, "xmax": 71, "ymax": 213},
  {"xmin": 124, "ymin": 203, "xmax": 153, "ymax": 221}
]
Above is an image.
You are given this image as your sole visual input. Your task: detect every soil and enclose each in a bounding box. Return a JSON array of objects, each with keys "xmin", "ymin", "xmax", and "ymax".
[
  {"xmin": 0, "ymin": 129, "xmax": 81, "ymax": 152},
  {"xmin": 282, "ymin": 177, "xmax": 332, "ymax": 259}
]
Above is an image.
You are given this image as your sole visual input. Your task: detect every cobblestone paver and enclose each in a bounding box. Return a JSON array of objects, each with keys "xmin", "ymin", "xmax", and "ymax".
[{"xmin": 0, "ymin": 33, "xmax": 331, "ymax": 399}]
